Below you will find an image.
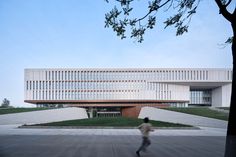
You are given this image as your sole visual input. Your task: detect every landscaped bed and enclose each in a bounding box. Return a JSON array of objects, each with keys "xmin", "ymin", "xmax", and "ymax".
[
  {"xmin": 26, "ymin": 117, "xmax": 192, "ymax": 128},
  {"xmin": 164, "ymin": 107, "xmax": 228, "ymax": 121},
  {"xmin": 217, "ymin": 107, "xmax": 230, "ymax": 110},
  {"xmin": 0, "ymin": 108, "xmax": 54, "ymax": 115},
  {"xmin": 1, "ymin": 107, "xmax": 229, "ymax": 121}
]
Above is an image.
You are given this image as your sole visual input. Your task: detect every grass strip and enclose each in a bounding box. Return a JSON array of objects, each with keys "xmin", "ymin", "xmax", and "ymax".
[
  {"xmin": 164, "ymin": 107, "xmax": 228, "ymax": 121},
  {"xmin": 33, "ymin": 117, "xmax": 191, "ymax": 127},
  {"xmin": 0, "ymin": 108, "xmax": 53, "ymax": 115}
]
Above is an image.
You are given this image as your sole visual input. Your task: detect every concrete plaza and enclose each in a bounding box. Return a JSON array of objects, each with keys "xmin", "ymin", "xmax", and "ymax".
[
  {"xmin": 0, "ymin": 135, "xmax": 226, "ymax": 157},
  {"xmin": 0, "ymin": 124, "xmax": 227, "ymax": 157},
  {"xmin": 0, "ymin": 108, "xmax": 228, "ymax": 157},
  {"xmin": 0, "ymin": 124, "xmax": 227, "ymax": 136}
]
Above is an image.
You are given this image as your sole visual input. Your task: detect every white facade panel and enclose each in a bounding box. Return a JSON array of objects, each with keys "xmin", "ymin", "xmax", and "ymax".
[
  {"xmin": 212, "ymin": 87, "xmax": 223, "ymax": 107},
  {"xmin": 222, "ymin": 84, "xmax": 232, "ymax": 107},
  {"xmin": 24, "ymin": 68, "xmax": 232, "ymax": 107},
  {"xmin": 212, "ymin": 84, "xmax": 232, "ymax": 107}
]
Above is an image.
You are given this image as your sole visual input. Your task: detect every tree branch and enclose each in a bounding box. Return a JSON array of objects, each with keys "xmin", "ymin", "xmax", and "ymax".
[
  {"xmin": 105, "ymin": 0, "xmax": 202, "ymax": 42},
  {"xmin": 159, "ymin": 0, "xmax": 172, "ymax": 9},
  {"xmin": 215, "ymin": 0, "xmax": 233, "ymax": 22},
  {"xmin": 135, "ymin": 0, "xmax": 171, "ymax": 22},
  {"xmin": 225, "ymin": 0, "xmax": 232, "ymax": 7}
]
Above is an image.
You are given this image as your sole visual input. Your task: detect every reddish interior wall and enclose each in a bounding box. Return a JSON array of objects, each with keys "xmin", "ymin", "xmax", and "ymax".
[{"xmin": 121, "ymin": 104, "xmax": 169, "ymax": 118}]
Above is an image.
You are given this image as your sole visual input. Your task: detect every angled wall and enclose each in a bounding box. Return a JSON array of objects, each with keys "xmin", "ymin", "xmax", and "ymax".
[{"xmin": 0, "ymin": 107, "xmax": 88, "ymax": 125}]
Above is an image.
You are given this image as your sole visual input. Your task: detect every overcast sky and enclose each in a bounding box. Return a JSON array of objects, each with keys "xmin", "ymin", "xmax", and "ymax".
[{"xmin": 0, "ymin": 0, "xmax": 235, "ymax": 107}]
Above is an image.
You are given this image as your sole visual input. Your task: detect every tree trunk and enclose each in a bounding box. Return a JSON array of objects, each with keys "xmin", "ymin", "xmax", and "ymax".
[{"xmin": 224, "ymin": 9, "xmax": 236, "ymax": 157}]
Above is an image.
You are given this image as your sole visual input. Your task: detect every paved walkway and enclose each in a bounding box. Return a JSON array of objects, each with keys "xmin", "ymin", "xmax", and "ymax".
[
  {"xmin": 0, "ymin": 135, "xmax": 226, "ymax": 157},
  {"xmin": 139, "ymin": 107, "xmax": 228, "ymax": 128},
  {"xmin": 0, "ymin": 124, "xmax": 227, "ymax": 136},
  {"xmin": 0, "ymin": 107, "xmax": 88, "ymax": 125}
]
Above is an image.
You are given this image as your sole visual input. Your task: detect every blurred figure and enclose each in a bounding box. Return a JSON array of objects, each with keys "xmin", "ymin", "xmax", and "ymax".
[{"xmin": 136, "ymin": 117, "xmax": 154, "ymax": 157}]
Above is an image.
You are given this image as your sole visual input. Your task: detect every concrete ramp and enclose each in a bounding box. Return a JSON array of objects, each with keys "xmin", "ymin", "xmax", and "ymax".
[
  {"xmin": 139, "ymin": 107, "xmax": 228, "ymax": 128},
  {"xmin": 0, "ymin": 107, "xmax": 88, "ymax": 125}
]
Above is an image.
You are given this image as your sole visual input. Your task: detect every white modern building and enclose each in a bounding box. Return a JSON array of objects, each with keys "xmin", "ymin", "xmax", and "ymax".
[{"xmin": 24, "ymin": 68, "xmax": 232, "ymax": 117}]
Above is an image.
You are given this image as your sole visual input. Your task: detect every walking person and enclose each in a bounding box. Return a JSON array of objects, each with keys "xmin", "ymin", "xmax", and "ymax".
[{"xmin": 136, "ymin": 117, "xmax": 154, "ymax": 157}]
